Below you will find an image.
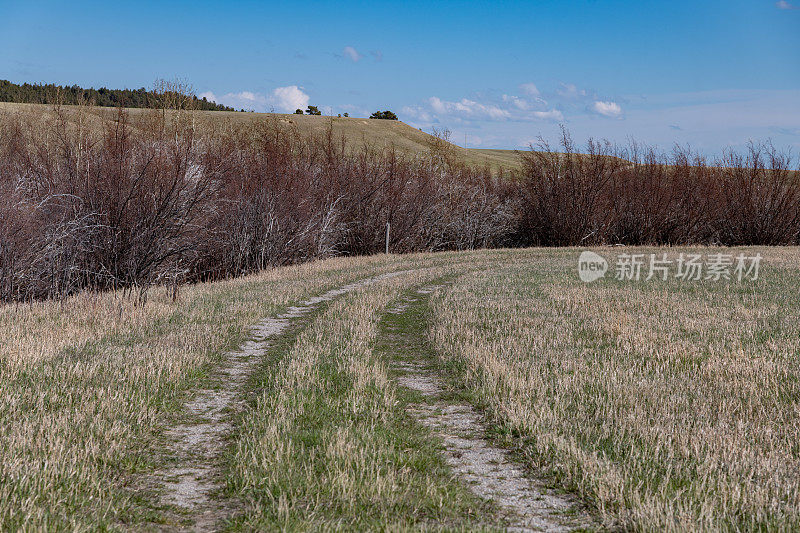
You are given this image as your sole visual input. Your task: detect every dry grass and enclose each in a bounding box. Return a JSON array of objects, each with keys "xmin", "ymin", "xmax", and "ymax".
[
  {"xmin": 0, "ymin": 253, "xmax": 429, "ymax": 530},
  {"xmin": 429, "ymin": 247, "xmax": 800, "ymax": 531},
  {"xmin": 4, "ymin": 245, "xmax": 798, "ymax": 530},
  {"xmin": 0, "ymin": 102, "xmax": 522, "ymax": 172},
  {"xmin": 227, "ymin": 262, "xmax": 500, "ymax": 530}
]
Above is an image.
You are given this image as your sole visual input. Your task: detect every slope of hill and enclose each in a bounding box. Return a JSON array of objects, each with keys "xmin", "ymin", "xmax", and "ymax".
[{"xmin": 0, "ymin": 102, "xmax": 522, "ymax": 172}]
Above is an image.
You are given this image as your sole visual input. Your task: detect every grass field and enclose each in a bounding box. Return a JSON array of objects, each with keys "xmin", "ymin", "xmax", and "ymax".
[
  {"xmin": 1, "ymin": 247, "xmax": 798, "ymax": 531},
  {"xmin": 429, "ymin": 248, "xmax": 800, "ymax": 531},
  {"xmin": 0, "ymin": 102, "xmax": 523, "ymax": 173}
]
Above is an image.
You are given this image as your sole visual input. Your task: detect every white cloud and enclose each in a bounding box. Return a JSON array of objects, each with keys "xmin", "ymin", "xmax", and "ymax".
[
  {"xmin": 342, "ymin": 46, "xmax": 363, "ymax": 62},
  {"xmin": 532, "ymin": 109, "xmax": 565, "ymax": 121},
  {"xmin": 271, "ymin": 85, "xmax": 309, "ymax": 112},
  {"xmin": 409, "ymin": 89, "xmax": 800, "ymax": 153},
  {"xmin": 405, "ymin": 94, "xmax": 562, "ymax": 125},
  {"xmin": 558, "ymin": 83, "xmax": 578, "ymax": 98},
  {"xmin": 591, "ymin": 100, "xmax": 623, "ymax": 118},
  {"xmin": 429, "ymin": 96, "xmax": 512, "ymax": 120},
  {"xmin": 519, "ymin": 83, "xmax": 540, "ymax": 97},
  {"xmin": 401, "ymin": 105, "xmax": 434, "ymax": 123},
  {"xmin": 776, "ymin": 0, "xmax": 799, "ymax": 9},
  {"xmin": 237, "ymin": 91, "xmax": 259, "ymax": 103},
  {"xmin": 502, "ymin": 94, "xmax": 529, "ymax": 110},
  {"xmin": 198, "ymin": 85, "xmax": 309, "ymax": 113},
  {"xmin": 213, "ymin": 91, "xmax": 268, "ymax": 110},
  {"xmin": 557, "ymin": 83, "xmax": 589, "ymax": 99}
]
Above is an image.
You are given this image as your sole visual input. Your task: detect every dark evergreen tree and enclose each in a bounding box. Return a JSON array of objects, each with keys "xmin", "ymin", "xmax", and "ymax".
[
  {"xmin": 0, "ymin": 79, "xmax": 237, "ymax": 111},
  {"xmin": 369, "ymin": 110, "xmax": 398, "ymax": 120}
]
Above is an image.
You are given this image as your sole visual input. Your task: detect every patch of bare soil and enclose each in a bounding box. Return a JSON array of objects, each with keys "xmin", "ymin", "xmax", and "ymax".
[
  {"xmin": 151, "ymin": 271, "xmax": 404, "ymax": 531},
  {"xmin": 389, "ymin": 286, "xmax": 594, "ymax": 533}
]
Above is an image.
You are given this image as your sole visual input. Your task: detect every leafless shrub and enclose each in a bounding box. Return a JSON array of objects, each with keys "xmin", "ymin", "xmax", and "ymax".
[
  {"xmin": 2, "ymin": 100, "xmax": 797, "ymax": 302},
  {"xmin": 714, "ymin": 142, "xmax": 800, "ymax": 245},
  {"xmin": 517, "ymin": 132, "xmax": 799, "ymax": 246},
  {"xmin": 518, "ymin": 129, "xmax": 623, "ymax": 246}
]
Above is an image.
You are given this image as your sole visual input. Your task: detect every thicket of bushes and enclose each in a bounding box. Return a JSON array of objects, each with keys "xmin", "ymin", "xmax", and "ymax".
[
  {"xmin": 0, "ymin": 102, "xmax": 797, "ymax": 302},
  {"xmin": 518, "ymin": 132, "xmax": 800, "ymax": 247}
]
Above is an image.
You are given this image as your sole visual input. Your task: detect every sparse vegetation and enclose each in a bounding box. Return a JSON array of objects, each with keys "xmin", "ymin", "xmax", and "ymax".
[
  {"xmin": 0, "ymin": 254, "xmax": 423, "ymax": 529},
  {"xmin": 228, "ymin": 261, "xmax": 498, "ymax": 530}
]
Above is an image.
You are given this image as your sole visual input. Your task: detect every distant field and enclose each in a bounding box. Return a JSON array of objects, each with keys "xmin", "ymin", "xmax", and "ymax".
[
  {"xmin": 2, "ymin": 247, "xmax": 799, "ymax": 530},
  {"xmin": 0, "ymin": 102, "xmax": 523, "ymax": 173}
]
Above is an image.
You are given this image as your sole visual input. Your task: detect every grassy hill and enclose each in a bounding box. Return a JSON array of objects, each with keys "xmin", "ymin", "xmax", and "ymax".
[{"xmin": 0, "ymin": 102, "xmax": 523, "ymax": 173}]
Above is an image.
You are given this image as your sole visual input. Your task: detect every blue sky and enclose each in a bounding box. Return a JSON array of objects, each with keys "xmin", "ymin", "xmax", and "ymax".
[{"xmin": 1, "ymin": 0, "xmax": 798, "ymax": 153}]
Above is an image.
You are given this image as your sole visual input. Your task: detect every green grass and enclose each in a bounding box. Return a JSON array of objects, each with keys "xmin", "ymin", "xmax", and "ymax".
[
  {"xmin": 0, "ymin": 254, "xmax": 448, "ymax": 530},
  {"xmin": 225, "ymin": 267, "xmax": 500, "ymax": 531}
]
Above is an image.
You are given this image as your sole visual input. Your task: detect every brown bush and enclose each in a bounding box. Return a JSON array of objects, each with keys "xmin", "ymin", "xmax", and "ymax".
[
  {"xmin": 0, "ymin": 102, "xmax": 797, "ymax": 302},
  {"xmin": 517, "ymin": 134, "xmax": 799, "ymax": 247}
]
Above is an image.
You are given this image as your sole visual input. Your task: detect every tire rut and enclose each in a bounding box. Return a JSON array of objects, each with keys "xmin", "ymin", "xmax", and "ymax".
[
  {"xmin": 150, "ymin": 271, "xmax": 405, "ymax": 531},
  {"xmin": 386, "ymin": 285, "xmax": 594, "ymax": 533}
]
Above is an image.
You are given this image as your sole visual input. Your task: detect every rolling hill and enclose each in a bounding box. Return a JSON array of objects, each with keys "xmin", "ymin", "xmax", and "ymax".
[{"xmin": 0, "ymin": 102, "xmax": 523, "ymax": 172}]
